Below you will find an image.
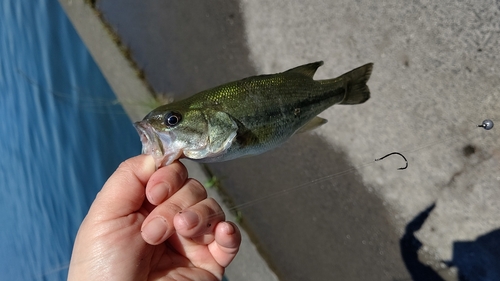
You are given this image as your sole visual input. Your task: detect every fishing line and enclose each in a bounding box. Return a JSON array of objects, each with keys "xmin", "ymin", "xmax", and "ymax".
[
  {"xmin": 201, "ymin": 116, "xmax": 495, "ymax": 223},
  {"xmin": 44, "ymin": 109, "xmax": 496, "ymax": 278},
  {"xmin": 201, "ymin": 155, "xmax": 397, "ymax": 222},
  {"xmin": 32, "ymin": 74, "xmax": 495, "ymax": 277},
  {"xmin": 34, "ymin": 60, "xmax": 495, "ymax": 274}
]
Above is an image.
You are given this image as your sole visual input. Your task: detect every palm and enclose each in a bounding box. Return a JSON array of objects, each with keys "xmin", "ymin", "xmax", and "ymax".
[{"xmin": 79, "ymin": 203, "xmax": 226, "ymax": 280}]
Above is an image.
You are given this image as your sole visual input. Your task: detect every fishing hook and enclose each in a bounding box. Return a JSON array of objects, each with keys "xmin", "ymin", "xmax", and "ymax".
[{"xmin": 375, "ymin": 152, "xmax": 408, "ymax": 170}]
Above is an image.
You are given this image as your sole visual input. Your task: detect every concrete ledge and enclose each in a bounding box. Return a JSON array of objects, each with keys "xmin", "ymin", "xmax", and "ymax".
[{"xmin": 59, "ymin": 0, "xmax": 154, "ymax": 122}]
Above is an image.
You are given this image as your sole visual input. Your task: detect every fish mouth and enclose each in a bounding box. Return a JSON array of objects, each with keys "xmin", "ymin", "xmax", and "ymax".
[{"xmin": 134, "ymin": 121, "xmax": 165, "ymax": 165}]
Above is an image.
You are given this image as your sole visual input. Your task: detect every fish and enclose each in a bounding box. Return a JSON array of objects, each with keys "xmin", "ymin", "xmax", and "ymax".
[{"xmin": 134, "ymin": 61, "xmax": 373, "ymax": 167}]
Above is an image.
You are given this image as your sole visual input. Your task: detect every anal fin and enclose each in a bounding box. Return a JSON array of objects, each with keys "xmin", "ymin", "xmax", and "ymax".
[{"xmin": 296, "ymin": 116, "xmax": 327, "ymax": 134}]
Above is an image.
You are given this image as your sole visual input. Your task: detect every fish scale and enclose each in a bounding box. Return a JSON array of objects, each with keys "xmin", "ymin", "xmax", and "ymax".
[{"xmin": 135, "ymin": 61, "xmax": 373, "ymax": 167}]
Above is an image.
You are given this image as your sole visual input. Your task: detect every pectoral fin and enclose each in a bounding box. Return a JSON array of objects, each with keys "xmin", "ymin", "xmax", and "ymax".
[{"xmin": 296, "ymin": 116, "xmax": 327, "ymax": 134}]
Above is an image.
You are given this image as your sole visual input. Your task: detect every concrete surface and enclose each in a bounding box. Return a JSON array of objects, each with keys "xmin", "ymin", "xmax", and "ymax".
[
  {"xmin": 60, "ymin": 0, "xmax": 500, "ymax": 280},
  {"xmin": 239, "ymin": 0, "xmax": 500, "ymax": 279}
]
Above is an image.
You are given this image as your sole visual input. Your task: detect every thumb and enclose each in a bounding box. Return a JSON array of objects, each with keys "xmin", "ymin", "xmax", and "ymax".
[{"xmin": 90, "ymin": 154, "xmax": 156, "ymax": 220}]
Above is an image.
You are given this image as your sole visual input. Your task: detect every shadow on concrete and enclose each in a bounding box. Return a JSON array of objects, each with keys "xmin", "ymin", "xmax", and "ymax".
[
  {"xmin": 399, "ymin": 203, "xmax": 445, "ymax": 281},
  {"xmin": 401, "ymin": 203, "xmax": 500, "ymax": 281},
  {"xmin": 445, "ymin": 229, "xmax": 500, "ymax": 281},
  {"xmin": 208, "ymin": 133, "xmax": 411, "ymax": 280}
]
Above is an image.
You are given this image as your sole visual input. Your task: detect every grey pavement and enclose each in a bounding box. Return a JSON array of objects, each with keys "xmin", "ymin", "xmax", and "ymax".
[
  {"xmin": 60, "ymin": 0, "xmax": 500, "ymax": 280},
  {"xmin": 240, "ymin": 1, "xmax": 500, "ymax": 279}
]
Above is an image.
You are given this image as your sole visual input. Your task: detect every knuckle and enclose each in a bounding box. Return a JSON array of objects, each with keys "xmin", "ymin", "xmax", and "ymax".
[
  {"xmin": 117, "ymin": 158, "xmax": 134, "ymax": 172},
  {"xmin": 196, "ymin": 198, "xmax": 225, "ymax": 223},
  {"xmin": 164, "ymin": 201, "xmax": 183, "ymax": 214},
  {"xmin": 185, "ymin": 179, "xmax": 207, "ymax": 199},
  {"xmin": 168, "ymin": 161, "xmax": 188, "ymax": 185}
]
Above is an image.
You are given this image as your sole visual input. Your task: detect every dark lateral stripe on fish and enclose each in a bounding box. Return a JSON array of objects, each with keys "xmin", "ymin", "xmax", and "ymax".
[{"xmin": 238, "ymin": 87, "xmax": 345, "ymax": 126}]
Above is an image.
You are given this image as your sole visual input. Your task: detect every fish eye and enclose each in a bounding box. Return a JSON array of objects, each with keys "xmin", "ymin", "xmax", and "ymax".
[{"xmin": 164, "ymin": 111, "xmax": 182, "ymax": 127}]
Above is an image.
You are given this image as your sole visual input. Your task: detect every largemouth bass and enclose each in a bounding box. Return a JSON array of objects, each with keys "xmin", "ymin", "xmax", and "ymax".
[{"xmin": 135, "ymin": 61, "xmax": 373, "ymax": 167}]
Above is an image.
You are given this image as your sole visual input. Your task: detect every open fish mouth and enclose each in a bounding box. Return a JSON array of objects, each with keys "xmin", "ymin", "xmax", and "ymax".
[
  {"xmin": 134, "ymin": 121, "xmax": 165, "ymax": 163},
  {"xmin": 134, "ymin": 121, "xmax": 182, "ymax": 167}
]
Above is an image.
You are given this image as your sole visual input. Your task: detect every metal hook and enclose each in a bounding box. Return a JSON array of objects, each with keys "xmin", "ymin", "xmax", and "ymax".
[{"xmin": 375, "ymin": 152, "xmax": 408, "ymax": 170}]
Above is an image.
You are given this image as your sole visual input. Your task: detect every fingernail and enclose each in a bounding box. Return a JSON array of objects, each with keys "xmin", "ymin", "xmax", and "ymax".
[
  {"xmin": 222, "ymin": 222, "xmax": 235, "ymax": 235},
  {"xmin": 177, "ymin": 211, "xmax": 199, "ymax": 230},
  {"xmin": 148, "ymin": 184, "xmax": 169, "ymax": 204},
  {"xmin": 142, "ymin": 217, "xmax": 167, "ymax": 244}
]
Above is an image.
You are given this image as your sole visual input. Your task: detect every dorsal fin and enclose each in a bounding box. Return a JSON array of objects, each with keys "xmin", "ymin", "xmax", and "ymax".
[{"xmin": 284, "ymin": 61, "xmax": 324, "ymax": 78}]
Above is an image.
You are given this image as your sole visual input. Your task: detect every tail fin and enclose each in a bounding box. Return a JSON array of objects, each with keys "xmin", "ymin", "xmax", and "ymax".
[{"xmin": 336, "ymin": 63, "xmax": 373, "ymax": 105}]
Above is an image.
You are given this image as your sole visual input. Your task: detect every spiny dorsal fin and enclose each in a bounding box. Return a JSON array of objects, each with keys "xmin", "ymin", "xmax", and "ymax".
[
  {"xmin": 296, "ymin": 116, "xmax": 327, "ymax": 134},
  {"xmin": 284, "ymin": 61, "xmax": 324, "ymax": 78}
]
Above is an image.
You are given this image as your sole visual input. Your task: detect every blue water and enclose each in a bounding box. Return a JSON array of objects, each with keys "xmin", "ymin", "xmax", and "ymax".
[{"xmin": 0, "ymin": 1, "xmax": 140, "ymax": 280}]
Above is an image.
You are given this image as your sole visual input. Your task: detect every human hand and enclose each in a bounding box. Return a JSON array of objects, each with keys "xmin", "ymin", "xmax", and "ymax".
[{"xmin": 68, "ymin": 155, "xmax": 241, "ymax": 281}]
